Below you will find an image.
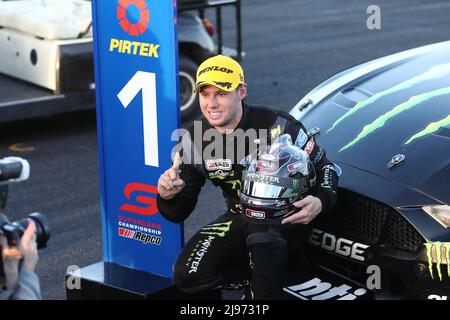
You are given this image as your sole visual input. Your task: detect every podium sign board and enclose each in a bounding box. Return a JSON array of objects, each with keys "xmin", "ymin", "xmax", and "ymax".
[{"xmin": 91, "ymin": 0, "xmax": 182, "ymax": 277}]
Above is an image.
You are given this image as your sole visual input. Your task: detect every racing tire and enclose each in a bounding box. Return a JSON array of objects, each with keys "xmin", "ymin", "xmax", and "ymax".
[{"xmin": 179, "ymin": 55, "xmax": 199, "ymax": 120}]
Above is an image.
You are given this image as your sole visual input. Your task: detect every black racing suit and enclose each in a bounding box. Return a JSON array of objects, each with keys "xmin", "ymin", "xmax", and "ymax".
[{"xmin": 157, "ymin": 103, "xmax": 338, "ymax": 299}]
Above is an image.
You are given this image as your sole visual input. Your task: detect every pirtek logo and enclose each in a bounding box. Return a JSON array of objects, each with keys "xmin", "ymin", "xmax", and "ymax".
[
  {"xmin": 117, "ymin": 0, "xmax": 150, "ymax": 36},
  {"xmin": 198, "ymin": 66, "xmax": 233, "ymax": 77},
  {"xmin": 425, "ymin": 242, "xmax": 450, "ymax": 281},
  {"xmin": 283, "ymin": 277, "xmax": 367, "ymax": 300}
]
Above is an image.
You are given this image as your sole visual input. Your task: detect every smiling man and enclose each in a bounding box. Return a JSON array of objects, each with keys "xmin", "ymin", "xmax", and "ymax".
[{"xmin": 156, "ymin": 55, "xmax": 338, "ymax": 299}]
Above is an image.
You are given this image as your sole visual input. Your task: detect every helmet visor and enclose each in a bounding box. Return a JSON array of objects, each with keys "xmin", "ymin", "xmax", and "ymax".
[
  {"xmin": 241, "ymin": 170, "xmax": 309, "ymax": 199},
  {"xmin": 242, "ymin": 181, "xmax": 295, "ymax": 199}
]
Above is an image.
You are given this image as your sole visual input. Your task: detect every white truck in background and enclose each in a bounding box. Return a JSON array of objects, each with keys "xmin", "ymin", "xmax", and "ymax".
[{"xmin": 0, "ymin": 0, "xmax": 243, "ymax": 123}]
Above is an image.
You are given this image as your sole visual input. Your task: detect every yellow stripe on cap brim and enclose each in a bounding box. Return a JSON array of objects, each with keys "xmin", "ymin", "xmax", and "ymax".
[{"xmin": 193, "ymin": 80, "xmax": 240, "ymax": 93}]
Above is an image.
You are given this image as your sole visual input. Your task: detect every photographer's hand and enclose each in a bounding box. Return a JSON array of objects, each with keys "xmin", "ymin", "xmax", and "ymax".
[
  {"xmin": 19, "ymin": 219, "xmax": 38, "ymax": 272},
  {"xmin": 1, "ymin": 234, "xmax": 20, "ymax": 292},
  {"xmin": 1, "ymin": 220, "xmax": 41, "ymax": 300}
]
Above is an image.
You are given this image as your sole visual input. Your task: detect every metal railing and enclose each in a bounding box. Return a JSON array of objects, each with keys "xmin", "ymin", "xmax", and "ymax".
[{"xmin": 178, "ymin": 0, "xmax": 243, "ymax": 60}]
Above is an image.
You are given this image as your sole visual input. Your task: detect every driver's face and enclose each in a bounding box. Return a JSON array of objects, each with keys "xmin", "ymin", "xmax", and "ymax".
[{"xmin": 199, "ymin": 84, "xmax": 247, "ymax": 133}]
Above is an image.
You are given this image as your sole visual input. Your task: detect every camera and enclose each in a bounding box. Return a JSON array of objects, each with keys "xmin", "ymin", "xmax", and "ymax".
[
  {"xmin": 0, "ymin": 157, "xmax": 50, "ymax": 285},
  {"xmin": 0, "ymin": 212, "xmax": 50, "ymax": 250}
]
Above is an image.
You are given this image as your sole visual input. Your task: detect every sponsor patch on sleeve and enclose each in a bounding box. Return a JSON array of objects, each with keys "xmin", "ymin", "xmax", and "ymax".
[
  {"xmin": 294, "ymin": 129, "xmax": 309, "ymax": 148},
  {"xmin": 304, "ymin": 138, "xmax": 316, "ymax": 155}
]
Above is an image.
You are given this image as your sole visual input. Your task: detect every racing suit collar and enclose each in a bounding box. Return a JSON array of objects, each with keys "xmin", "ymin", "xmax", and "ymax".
[{"xmin": 236, "ymin": 102, "xmax": 250, "ymax": 130}]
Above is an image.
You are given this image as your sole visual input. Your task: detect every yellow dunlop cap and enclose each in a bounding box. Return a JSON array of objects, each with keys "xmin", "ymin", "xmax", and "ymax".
[{"xmin": 193, "ymin": 55, "xmax": 245, "ymax": 93}]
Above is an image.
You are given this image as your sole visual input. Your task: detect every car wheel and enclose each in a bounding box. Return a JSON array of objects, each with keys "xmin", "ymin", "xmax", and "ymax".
[{"xmin": 179, "ymin": 55, "xmax": 199, "ymax": 120}]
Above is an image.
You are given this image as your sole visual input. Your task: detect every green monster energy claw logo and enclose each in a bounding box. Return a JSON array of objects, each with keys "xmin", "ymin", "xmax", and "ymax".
[
  {"xmin": 339, "ymin": 87, "xmax": 450, "ymax": 152},
  {"xmin": 225, "ymin": 179, "xmax": 241, "ymax": 196},
  {"xmin": 200, "ymin": 220, "xmax": 232, "ymax": 237},
  {"xmin": 320, "ymin": 183, "xmax": 332, "ymax": 189},
  {"xmin": 424, "ymin": 242, "xmax": 450, "ymax": 281},
  {"xmin": 328, "ymin": 62, "xmax": 450, "ymax": 134},
  {"xmin": 405, "ymin": 114, "xmax": 450, "ymax": 145}
]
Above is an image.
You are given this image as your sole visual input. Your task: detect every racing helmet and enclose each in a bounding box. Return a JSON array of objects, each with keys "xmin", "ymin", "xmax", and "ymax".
[{"xmin": 240, "ymin": 134, "xmax": 316, "ymax": 224}]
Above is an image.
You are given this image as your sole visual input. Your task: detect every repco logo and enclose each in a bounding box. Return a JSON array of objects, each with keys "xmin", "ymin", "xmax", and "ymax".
[
  {"xmin": 119, "ymin": 182, "xmax": 158, "ymax": 216},
  {"xmin": 308, "ymin": 228, "xmax": 369, "ymax": 262}
]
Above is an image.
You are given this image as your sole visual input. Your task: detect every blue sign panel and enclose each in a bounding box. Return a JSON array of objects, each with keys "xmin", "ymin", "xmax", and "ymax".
[{"xmin": 91, "ymin": 0, "xmax": 181, "ymax": 277}]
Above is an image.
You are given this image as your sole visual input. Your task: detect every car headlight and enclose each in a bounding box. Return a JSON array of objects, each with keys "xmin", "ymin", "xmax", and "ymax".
[{"xmin": 422, "ymin": 205, "xmax": 450, "ymax": 228}]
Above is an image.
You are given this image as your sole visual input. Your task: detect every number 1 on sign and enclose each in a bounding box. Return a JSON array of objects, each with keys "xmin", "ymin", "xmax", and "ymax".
[{"xmin": 117, "ymin": 71, "xmax": 158, "ymax": 167}]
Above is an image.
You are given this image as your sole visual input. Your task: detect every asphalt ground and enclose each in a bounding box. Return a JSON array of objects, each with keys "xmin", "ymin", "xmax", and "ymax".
[{"xmin": 0, "ymin": 0, "xmax": 450, "ymax": 300}]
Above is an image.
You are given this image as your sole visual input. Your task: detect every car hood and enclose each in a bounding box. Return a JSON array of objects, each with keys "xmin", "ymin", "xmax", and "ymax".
[{"xmin": 293, "ymin": 42, "xmax": 450, "ymax": 205}]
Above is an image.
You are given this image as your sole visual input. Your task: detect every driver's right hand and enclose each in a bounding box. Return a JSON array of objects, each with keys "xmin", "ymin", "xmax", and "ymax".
[{"xmin": 157, "ymin": 152, "xmax": 185, "ymax": 200}]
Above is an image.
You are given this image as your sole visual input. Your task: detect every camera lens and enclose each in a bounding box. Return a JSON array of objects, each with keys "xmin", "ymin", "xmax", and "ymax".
[{"xmin": 15, "ymin": 212, "xmax": 50, "ymax": 249}]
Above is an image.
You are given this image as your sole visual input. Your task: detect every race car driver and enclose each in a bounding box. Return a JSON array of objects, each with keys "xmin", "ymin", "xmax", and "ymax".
[{"xmin": 157, "ymin": 55, "xmax": 338, "ymax": 299}]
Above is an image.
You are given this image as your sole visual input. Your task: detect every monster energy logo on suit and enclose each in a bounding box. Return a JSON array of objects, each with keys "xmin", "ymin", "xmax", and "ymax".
[
  {"xmin": 188, "ymin": 236, "xmax": 215, "ymax": 274},
  {"xmin": 200, "ymin": 220, "xmax": 232, "ymax": 237}
]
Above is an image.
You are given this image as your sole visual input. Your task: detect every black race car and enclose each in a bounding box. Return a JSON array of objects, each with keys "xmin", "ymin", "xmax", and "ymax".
[{"xmin": 284, "ymin": 41, "xmax": 450, "ymax": 300}]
